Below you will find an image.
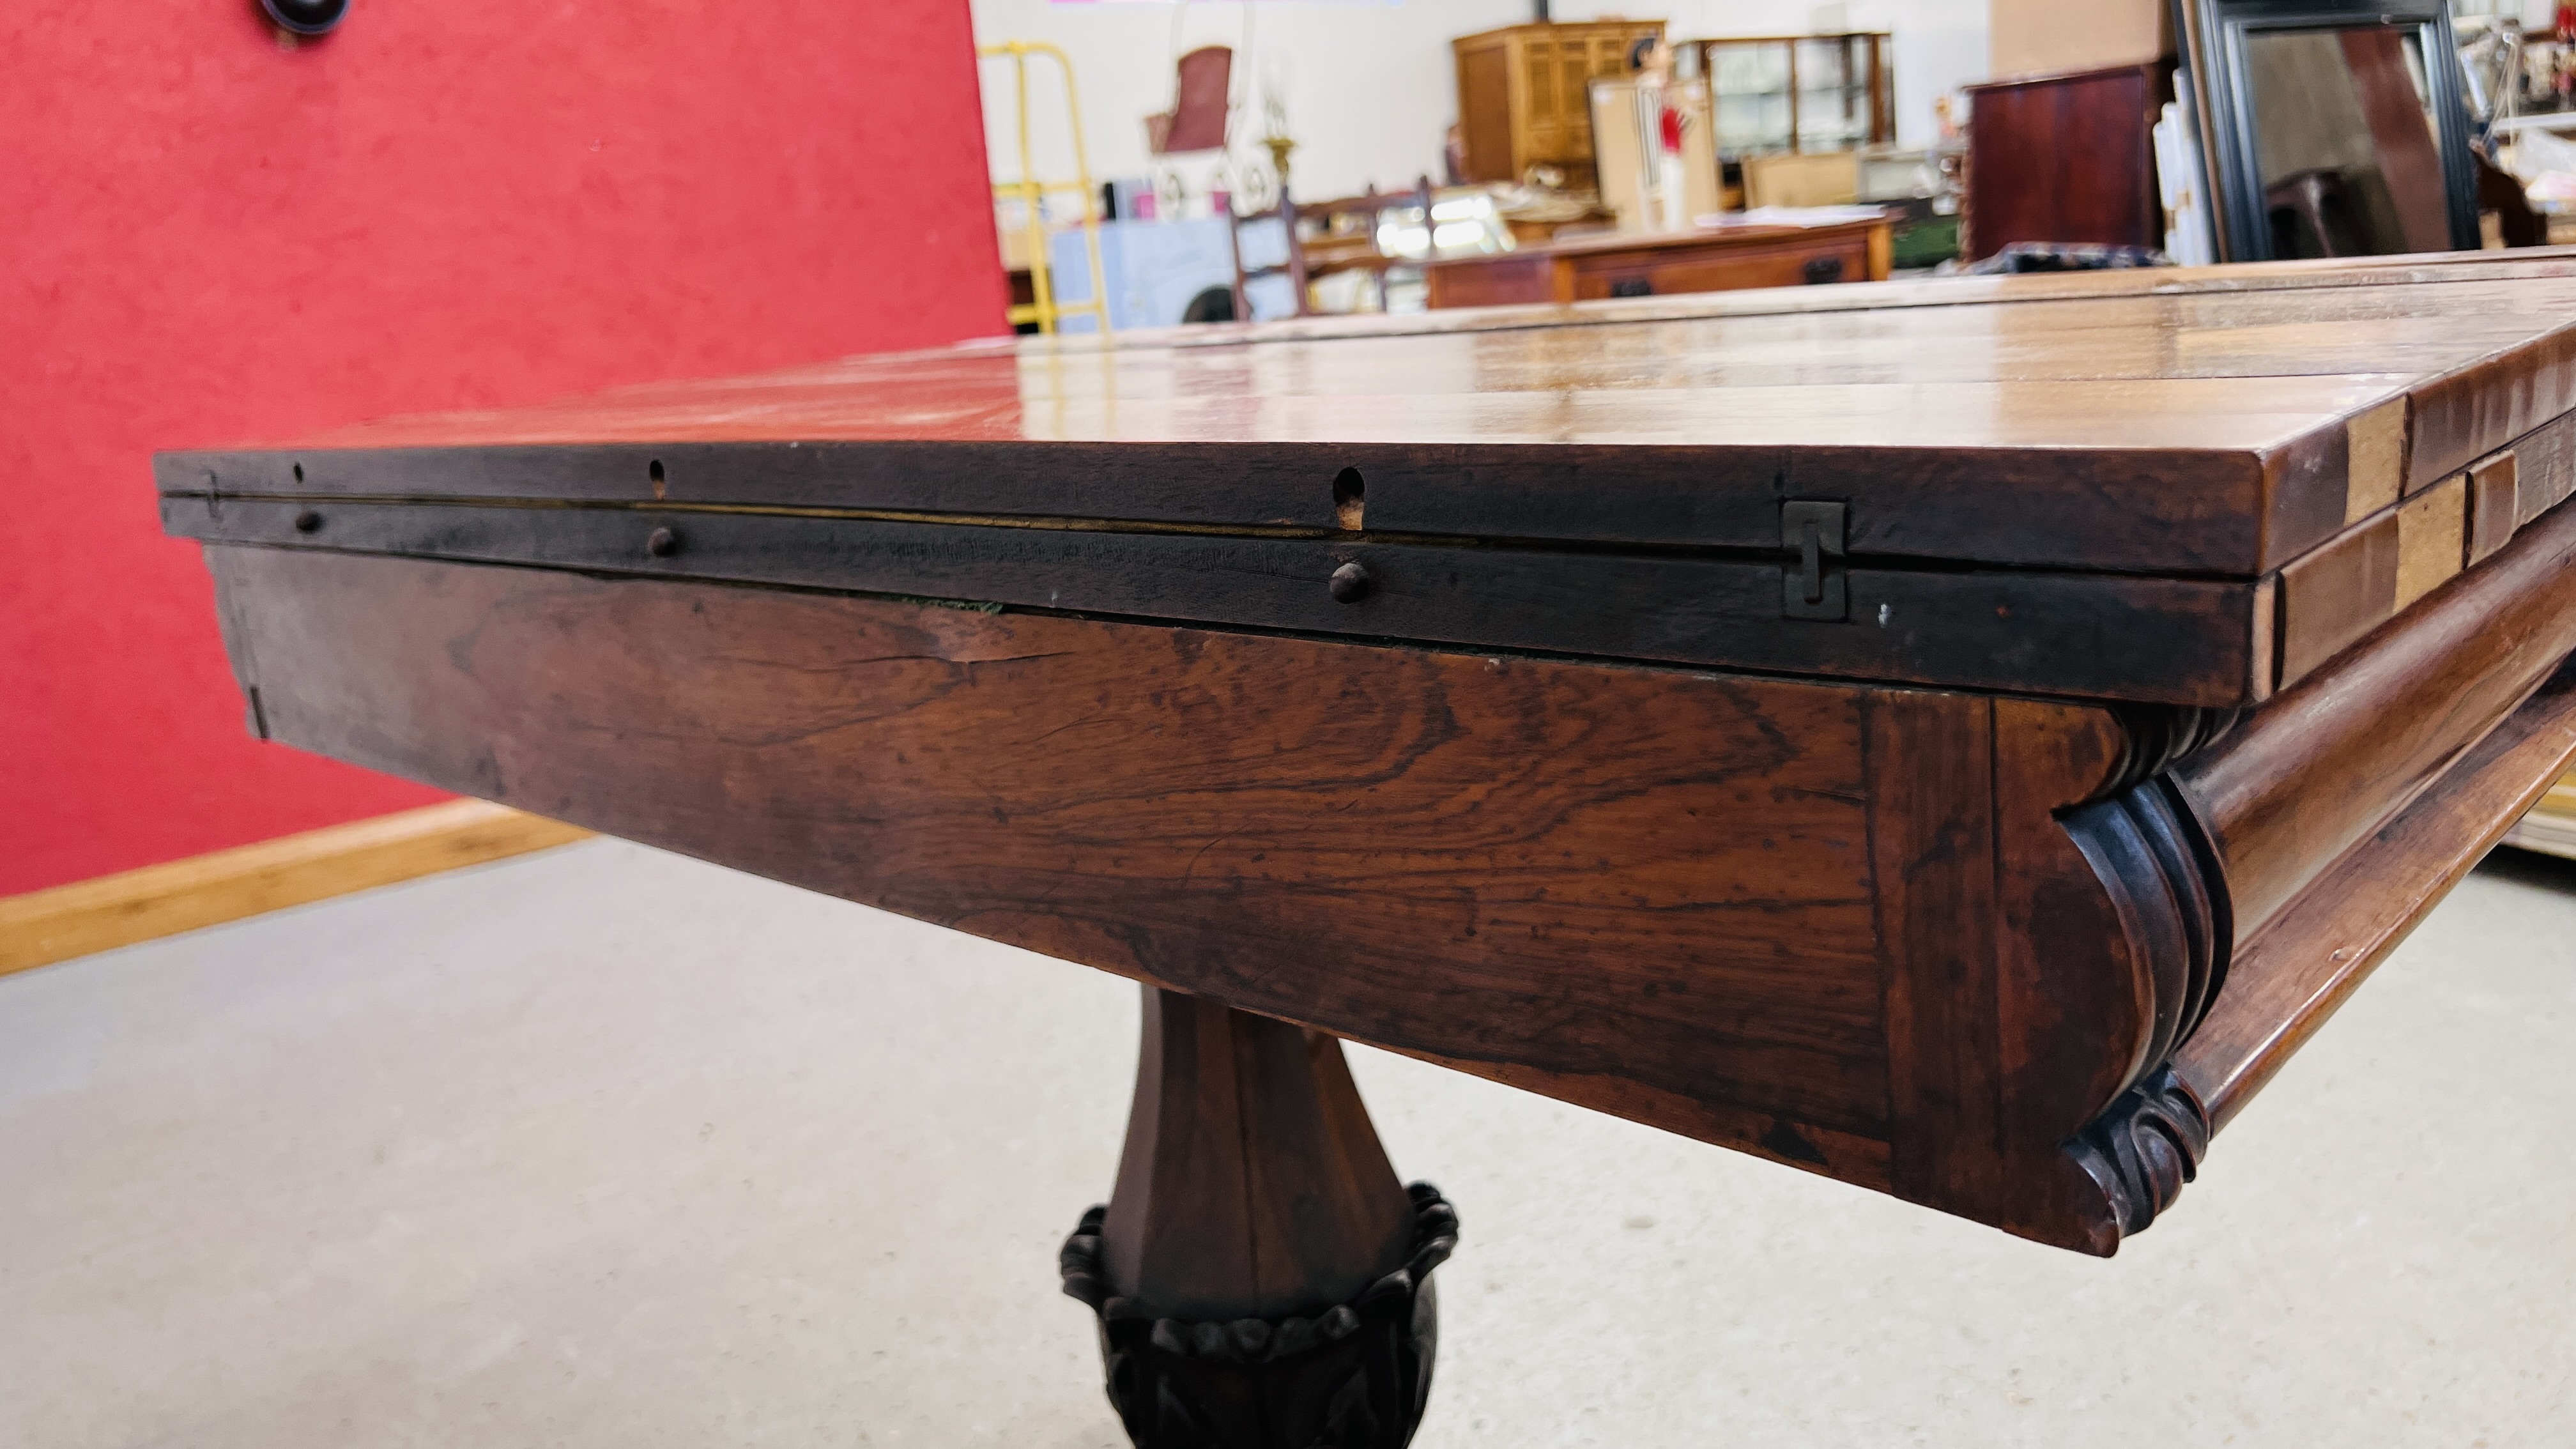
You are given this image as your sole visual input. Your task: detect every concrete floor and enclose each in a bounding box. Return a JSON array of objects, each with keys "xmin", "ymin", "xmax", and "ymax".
[{"xmin": 3, "ymin": 841, "xmax": 2572, "ymax": 1448}]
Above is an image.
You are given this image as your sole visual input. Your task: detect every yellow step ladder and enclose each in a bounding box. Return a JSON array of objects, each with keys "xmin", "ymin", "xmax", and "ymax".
[{"xmin": 981, "ymin": 40, "xmax": 1112, "ymax": 335}]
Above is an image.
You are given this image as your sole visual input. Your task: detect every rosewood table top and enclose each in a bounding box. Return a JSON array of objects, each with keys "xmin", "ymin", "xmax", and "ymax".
[
  {"xmin": 158, "ymin": 249, "xmax": 2576, "ymax": 1446},
  {"xmin": 164, "ymin": 250, "xmax": 2576, "ymax": 710}
]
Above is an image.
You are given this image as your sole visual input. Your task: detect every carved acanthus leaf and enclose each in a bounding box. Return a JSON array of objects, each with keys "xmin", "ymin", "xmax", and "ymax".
[{"xmin": 2067, "ymin": 1066, "xmax": 2212, "ymax": 1238}]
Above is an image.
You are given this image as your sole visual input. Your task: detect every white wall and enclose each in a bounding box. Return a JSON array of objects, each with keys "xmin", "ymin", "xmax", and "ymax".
[
  {"xmin": 970, "ymin": 0, "xmax": 1526, "ymax": 208},
  {"xmin": 968, "ymin": 1, "xmax": 1989, "ymax": 208},
  {"xmin": 2463, "ymin": 1, "xmax": 2560, "ymax": 24}
]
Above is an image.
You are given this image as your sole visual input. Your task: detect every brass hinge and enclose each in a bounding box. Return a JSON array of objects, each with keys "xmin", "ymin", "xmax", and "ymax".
[{"xmin": 1781, "ymin": 500, "xmax": 1847, "ymax": 621}]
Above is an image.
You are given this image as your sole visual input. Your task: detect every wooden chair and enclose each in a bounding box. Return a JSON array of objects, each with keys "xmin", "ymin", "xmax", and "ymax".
[
  {"xmin": 1228, "ymin": 190, "xmax": 1309, "ymax": 322},
  {"xmin": 1265, "ymin": 178, "xmax": 1438, "ymax": 315}
]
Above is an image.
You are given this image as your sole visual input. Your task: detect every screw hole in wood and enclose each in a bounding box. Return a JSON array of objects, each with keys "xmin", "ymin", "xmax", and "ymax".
[{"xmin": 1332, "ymin": 467, "xmax": 1365, "ymax": 530}]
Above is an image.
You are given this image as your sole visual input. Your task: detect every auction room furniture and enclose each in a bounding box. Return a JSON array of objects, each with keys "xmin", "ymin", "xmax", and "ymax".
[
  {"xmin": 1422, "ymin": 213, "xmax": 1890, "ymax": 307},
  {"xmin": 1147, "ymin": 44, "xmax": 1232, "ymax": 157},
  {"xmin": 161, "ymin": 250, "xmax": 2576, "ymax": 1447},
  {"xmin": 2175, "ymin": 0, "xmax": 2478, "ymax": 261},
  {"xmin": 1047, "ymin": 218, "xmax": 1243, "ymax": 332},
  {"xmin": 1964, "ymin": 63, "xmax": 2172, "ymax": 262},
  {"xmin": 1229, "ymin": 182, "xmax": 1443, "ymax": 322},
  {"xmin": 1295, "ymin": 181, "xmax": 1443, "ymax": 313},
  {"xmin": 1744, "ymin": 150, "xmax": 1864, "ymax": 208},
  {"xmin": 1227, "ymin": 194, "xmax": 1306, "ymax": 323},
  {"xmin": 1589, "ymin": 73, "xmax": 1722, "ymax": 229},
  {"xmin": 1687, "ymin": 31, "xmax": 1895, "ymax": 158},
  {"xmin": 1452, "ymin": 19, "xmax": 1665, "ymax": 190}
]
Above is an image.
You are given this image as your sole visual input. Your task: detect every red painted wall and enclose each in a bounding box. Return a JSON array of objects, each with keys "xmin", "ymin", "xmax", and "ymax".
[{"xmin": 3, "ymin": 3, "xmax": 1006, "ymax": 896}]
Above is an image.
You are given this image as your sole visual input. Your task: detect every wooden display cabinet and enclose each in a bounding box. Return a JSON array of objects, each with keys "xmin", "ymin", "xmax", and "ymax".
[
  {"xmin": 1689, "ymin": 32, "xmax": 1896, "ymax": 158},
  {"xmin": 1453, "ymin": 19, "xmax": 1666, "ymax": 190}
]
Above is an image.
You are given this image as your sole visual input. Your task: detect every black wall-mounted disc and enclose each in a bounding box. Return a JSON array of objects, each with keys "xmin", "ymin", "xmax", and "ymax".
[{"xmin": 259, "ymin": 0, "xmax": 349, "ymax": 36}]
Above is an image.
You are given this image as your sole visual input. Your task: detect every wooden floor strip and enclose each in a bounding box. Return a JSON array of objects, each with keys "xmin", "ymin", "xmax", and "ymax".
[{"xmin": 0, "ymin": 801, "xmax": 591, "ymax": 976}]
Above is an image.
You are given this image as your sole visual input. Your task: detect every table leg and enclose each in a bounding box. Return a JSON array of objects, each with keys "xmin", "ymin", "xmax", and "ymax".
[{"xmin": 1059, "ymin": 987, "xmax": 1459, "ymax": 1448}]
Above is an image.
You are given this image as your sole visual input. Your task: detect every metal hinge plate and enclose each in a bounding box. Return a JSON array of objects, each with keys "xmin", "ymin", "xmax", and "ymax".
[{"xmin": 1781, "ymin": 500, "xmax": 1848, "ymax": 621}]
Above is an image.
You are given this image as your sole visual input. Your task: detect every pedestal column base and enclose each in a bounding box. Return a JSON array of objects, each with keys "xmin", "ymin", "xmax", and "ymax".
[
  {"xmin": 1060, "ymin": 1184, "xmax": 1457, "ymax": 1447},
  {"xmin": 1059, "ymin": 988, "xmax": 1460, "ymax": 1448}
]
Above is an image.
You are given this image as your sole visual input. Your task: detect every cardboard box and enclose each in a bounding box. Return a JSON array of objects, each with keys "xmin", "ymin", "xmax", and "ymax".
[{"xmin": 1989, "ymin": 0, "xmax": 2172, "ymax": 79}]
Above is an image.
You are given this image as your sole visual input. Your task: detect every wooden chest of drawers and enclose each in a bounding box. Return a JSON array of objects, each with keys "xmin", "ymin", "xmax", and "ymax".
[{"xmin": 1423, "ymin": 216, "xmax": 1892, "ymax": 309}]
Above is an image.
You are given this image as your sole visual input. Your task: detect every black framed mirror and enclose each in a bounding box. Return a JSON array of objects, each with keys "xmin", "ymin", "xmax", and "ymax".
[{"xmin": 2179, "ymin": 0, "xmax": 2478, "ymax": 260}]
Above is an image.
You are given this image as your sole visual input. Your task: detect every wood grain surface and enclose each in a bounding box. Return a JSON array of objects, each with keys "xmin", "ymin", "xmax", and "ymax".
[
  {"xmin": 1963, "ymin": 64, "xmax": 2165, "ymax": 261},
  {"xmin": 163, "ymin": 496, "xmax": 2274, "ymax": 707},
  {"xmin": 163, "ymin": 375, "xmax": 2396, "ymax": 578},
  {"xmin": 161, "ymin": 259, "xmax": 2576, "ymax": 1263},
  {"xmin": 2511, "ymin": 409, "xmax": 2576, "ymax": 527},
  {"xmin": 156, "ymin": 267, "xmax": 2576, "ymax": 579},
  {"xmin": 188, "ymin": 535, "xmax": 2568, "ymax": 1255},
  {"xmin": 1103, "ymin": 991, "xmax": 1413, "ymax": 1320},
  {"xmin": 2277, "ymin": 510, "xmax": 2401, "ymax": 685},
  {"xmin": 1868, "ymin": 691, "xmax": 2009, "ymax": 1218},
  {"xmin": 2467, "ymin": 448, "xmax": 2520, "ymax": 564},
  {"xmin": 396, "ymin": 249, "xmax": 2576, "ymax": 366},
  {"xmin": 0, "ymin": 799, "xmax": 588, "ymax": 974},
  {"xmin": 2174, "ymin": 660, "xmax": 2576, "ymax": 1129},
  {"xmin": 207, "ymin": 546, "xmax": 1903, "ymax": 1178},
  {"xmin": 2392, "ymin": 475, "xmax": 2467, "ymax": 612},
  {"xmin": 1110, "ymin": 247, "xmax": 2576, "ymax": 349},
  {"xmin": 2174, "ymin": 494, "xmax": 2576, "ymax": 940},
  {"xmin": 1986, "ymin": 699, "xmax": 2166, "ymax": 1252}
]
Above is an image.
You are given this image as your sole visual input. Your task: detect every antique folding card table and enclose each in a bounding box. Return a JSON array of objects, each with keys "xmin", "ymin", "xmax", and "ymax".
[{"xmin": 160, "ymin": 253, "xmax": 2576, "ymax": 1446}]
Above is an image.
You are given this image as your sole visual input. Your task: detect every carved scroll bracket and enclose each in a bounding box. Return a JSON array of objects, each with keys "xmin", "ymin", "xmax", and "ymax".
[
  {"xmin": 2066, "ymin": 1065, "xmax": 2212, "ymax": 1239},
  {"xmin": 2053, "ymin": 759, "xmax": 2232, "ymax": 1250},
  {"xmin": 2096, "ymin": 703, "xmax": 2244, "ymax": 802}
]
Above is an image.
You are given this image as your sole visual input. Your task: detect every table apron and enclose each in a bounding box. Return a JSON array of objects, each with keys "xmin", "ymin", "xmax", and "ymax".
[{"xmin": 161, "ymin": 495, "xmax": 2266, "ymax": 707}]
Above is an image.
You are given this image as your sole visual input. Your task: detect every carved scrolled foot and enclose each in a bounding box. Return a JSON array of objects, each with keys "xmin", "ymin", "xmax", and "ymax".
[
  {"xmin": 1062, "ymin": 1184, "xmax": 1459, "ymax": 1449},
  {"xmin": 2066, "ymin": 1065, "xmax": 2212, "ymax": 1239}
]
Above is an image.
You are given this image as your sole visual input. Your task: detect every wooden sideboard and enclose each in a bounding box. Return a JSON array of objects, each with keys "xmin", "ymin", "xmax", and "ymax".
[
  {"xmin": 1963, "ymin": 63, "xmax": 2170, "ymax": 262},
  {"xmin": 1423, "ymin": 215, "xmax": 1892, "ymax": 309}
]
